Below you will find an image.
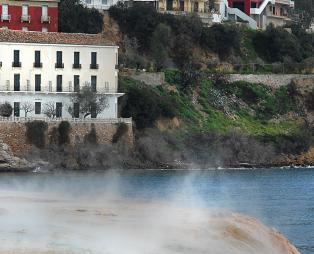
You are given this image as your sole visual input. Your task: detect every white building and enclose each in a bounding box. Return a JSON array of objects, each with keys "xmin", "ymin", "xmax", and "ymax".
[
  {"xmin": 0, "ymin": 29, "xmax": 123, "ymax": 119},
  {"xmin": 81, "ymin": 0, "xmax": 158, "ymax": 11}
]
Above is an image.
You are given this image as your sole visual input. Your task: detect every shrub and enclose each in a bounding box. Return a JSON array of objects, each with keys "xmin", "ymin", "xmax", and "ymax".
[
  {"xmin": 0, "ymin": 102, "xmax": 12, "ymax": 117},
  {"xmin": 84, "ymin": 124, "xmax": 98, "ymax": 144},
  {"xmin": 120, "ymin": 83, "xmax": 178, "ymax": 129},
  {"xmin": 112, "ymin": 123, "xmax": 129, "ymax": 143},
  {"xmin": 26, "ymin": 121, "xmax": 48, "ymax": 148},
  {"xmin": 58, "ymin": 121, "xmax": 71, "ymax": 145}
]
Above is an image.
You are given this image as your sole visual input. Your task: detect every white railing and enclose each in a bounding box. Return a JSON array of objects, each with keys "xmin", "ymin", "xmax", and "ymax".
[
  {"xmin": 1, "ymin": 14, "xmax": 11, "ymax": 22},
  {"xmin": 21, "ymin": 15, "xmax": 31, "ymax": 22},
  {"xmin": 41, "ymin": 15, "xmax": 50, "ymax": 23},
  {"xmin": 250, "ymin": 0, "xmax": 275, "ymax": 15},
  {"xmin": 0, "ymin": 116, "xmax": 132, "ymax": 124},
  {"xmin": 228, "ymin": 7, "xmax": 257, "ymax": 29}
]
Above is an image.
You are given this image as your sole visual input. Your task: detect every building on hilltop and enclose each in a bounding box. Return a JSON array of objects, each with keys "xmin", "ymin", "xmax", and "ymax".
[
  {"xmin": 227, "ymin": 0, "xmax": 294, "ymax": 28},
  {"xmin": 157, "ymin": 0, "xmax": 294, "ymax": 29},
  {"xmin": 0, "ymin": 0, "xmax": 59, "ymax": 32},
  {"xmin": 0, "ymin": 29, "xmax": 122, "ymax": 119},
  {"xmin": 81, "ymin": 0, "xmax": 157, "ymax": 11}
]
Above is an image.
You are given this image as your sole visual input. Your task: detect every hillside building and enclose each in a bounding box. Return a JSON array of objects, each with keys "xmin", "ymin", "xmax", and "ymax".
[
  {"xmin": 0, "ymin": 29, "xmax": 122, "ymax": 119},
  {"xmin": 0, "ymin": 0, "xmax": 59, "ymax": 32},
  {"xmin": 158, "ymin": 0, "xmax": 294, "ymax": 29}
]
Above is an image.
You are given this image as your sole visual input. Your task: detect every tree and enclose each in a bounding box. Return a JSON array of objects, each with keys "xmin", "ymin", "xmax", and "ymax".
[
  {"xmin": 150, "ymin": 23, "xmax": 172, "ymax": 71},
  {"xmin": 0, "ymin": 102, "xmax": 13, "ymax": 117},
  {"xmin": 71, "ymin": 84, "xmax": 108, "ymax": 118},
  {"xmin": 59, "ymin": 0, "xmax": 103, "ymax": 33},
  {"xmin": 43, "ymin": 102, "xmax": 56, "ymax": 118},
  {"xmin": 21, "ymin": 102, "xmax": 34, "ymax": 117}
]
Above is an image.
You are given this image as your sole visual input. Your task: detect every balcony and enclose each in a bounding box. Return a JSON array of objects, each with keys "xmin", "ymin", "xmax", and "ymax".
[
  {"xmin": 1, "ymin": 14, "xmax": 11, "ymax": 22},
  {"xmin": 73, "ymin": 63, "xmax": 81, "ymax": 69},
  {"xmin": 12, "ymin": 62, "xmax": 21, "ymax": 68},
  {"xmin": 41, "ymin": 15, "xmax": 51, "ymax": 23},
  {"xmin": 90, "ymin": 63, "xmax": 99, "ymax": 69},
  {"xmin": 33, "ymin": 62, "xmax": 43, "ymax": 68},
  {"xmin": 55, "ymin": 63, "xmax": 64, "ymax": 69},
  {"xmin": 21, "ymin": 15, "xmax": 31, "ymax": 23}
]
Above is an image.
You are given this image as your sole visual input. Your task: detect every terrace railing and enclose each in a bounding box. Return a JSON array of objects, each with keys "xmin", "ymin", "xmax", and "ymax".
[{"xmin": 0, "ymin": 116, "xmax": 132, "ymax": 124}]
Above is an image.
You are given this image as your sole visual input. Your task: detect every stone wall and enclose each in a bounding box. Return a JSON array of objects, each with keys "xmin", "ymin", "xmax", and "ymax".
[
  {"xmin": 0, "ymin": 121, "xmax": 133, "ymax": 155},
  {"xmin": 228, "ymin": 74, "xmax": 314, "ymax": 88}
]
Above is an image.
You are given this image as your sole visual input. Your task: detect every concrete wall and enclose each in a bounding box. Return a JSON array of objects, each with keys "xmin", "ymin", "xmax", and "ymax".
[
  {"xmin": 131, "ymin": 72, "xmax": 165, "ymax": 86},
  {"xmin": 228, "ymin": 74, "xmax": 314, "ymax": 88},
  {"xmin": 0, "ymin": 121, "xmax": 133, "ymax": 155}
]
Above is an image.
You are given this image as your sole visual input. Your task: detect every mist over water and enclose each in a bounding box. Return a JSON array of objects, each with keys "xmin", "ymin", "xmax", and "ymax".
[{"xmin": 0, "ymin": 169, "xmax": 311, "ymax": 253}]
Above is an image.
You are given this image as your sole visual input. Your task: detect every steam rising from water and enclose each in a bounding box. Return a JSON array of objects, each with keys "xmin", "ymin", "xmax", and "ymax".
[{"xmin": 0, "ymin": 171, "xmax": 299, "ymax": 254}]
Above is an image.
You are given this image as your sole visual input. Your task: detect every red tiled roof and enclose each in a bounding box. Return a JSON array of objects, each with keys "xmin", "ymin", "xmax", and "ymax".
[{"xmin": 0, "ymin": 29, "xmax": 116, "ymax": 46}]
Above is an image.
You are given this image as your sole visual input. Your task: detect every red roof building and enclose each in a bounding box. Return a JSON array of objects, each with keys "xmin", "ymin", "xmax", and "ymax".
[{"xmin": 0, "ymin": 0, "xmax": 59, "ymax": 32}]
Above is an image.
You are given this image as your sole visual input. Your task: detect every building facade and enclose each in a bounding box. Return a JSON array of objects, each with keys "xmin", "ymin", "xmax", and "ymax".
[
  {"xmin": 81, "ymin": 0, "xmax": 157, "ymax": 11},
  {"xmin": 0, "ymin": 29, "xmax": 122, "ymax": 119},
  {"xmin": 226, "ymin": 0, "xmax": 294, "ymax": 28},
  {"xmin": 0, "ymin": 0, "xmax": 59, "ymax": 32}
]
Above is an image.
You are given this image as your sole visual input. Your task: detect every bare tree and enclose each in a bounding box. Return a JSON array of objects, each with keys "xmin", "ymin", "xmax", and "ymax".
[
  {"xmin": 71, "ymin": 83, "xmax": 108, "ymax": 118},
  {"xmin": 21, "ymin": 102, "xmax": 34, "ymax": 117},
  {"xmin": 43, "ymin": 102, "xmax": 56, "ymax": 118}
]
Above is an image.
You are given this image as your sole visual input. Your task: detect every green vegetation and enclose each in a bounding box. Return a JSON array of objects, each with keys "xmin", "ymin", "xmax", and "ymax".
[
  {"xmin": 58, "ymin": 121, "xmax": 71, "ymax": 145},
  {"xmin": 119, "ymin": 76, "xmax": 178, "ymax": 129},
  {"xmin": 26, "ymin": 121, "xmax": 48, "ymax": 148},
  {"xmin": 59, "ymin": 0, "xmax": 103, "ymax": 33},
  {"xmin": 0, "ymin": 102, "xmax": 13, "ymax": 117}
]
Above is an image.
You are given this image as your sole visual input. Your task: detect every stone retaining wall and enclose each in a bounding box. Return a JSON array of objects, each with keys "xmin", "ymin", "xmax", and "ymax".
[
  {"xmin": 228, "ymin": 74, "xmax": 314, "ymax": 88},
  {"xmin": 0, "ymin": 121, "xmax": 133, "ymax": 155}
]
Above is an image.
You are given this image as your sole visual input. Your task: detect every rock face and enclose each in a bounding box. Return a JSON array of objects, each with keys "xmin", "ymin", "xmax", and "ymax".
[{"xmin": 0, "ymin": 140, "xmax": 32, "ymax": 171}]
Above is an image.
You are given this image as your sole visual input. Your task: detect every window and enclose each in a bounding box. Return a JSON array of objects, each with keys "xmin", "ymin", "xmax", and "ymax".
[
  {"xmin": 35, "ymin": 74, "xmax": 41, "ymax": 91},
  {"xmin": 102, "ymin": 0, "xmax": 107, "ymax": 5},
  {"xmin": 13, "ymin": 50, "xmax": 21, "ymax": 67},
  {"xmin": 56, "ymin": 75, "xmax": 62, "ymax": 92},
  {"xmin": 91, "ymin": 76, "xmax": 97, "ymax": 92},
  {"xmin": 22, "ymin": 27, "xmax": 28, "ymax": 31},
  {"xmin": 73, "ymin": 103, "xmax": 79, "ymax": 118},
  {"xmin": 14, "ymin": 74, "xmax": 20, "ymax": 91},
  {"xmin": 2, "ymin": 4, "xmax": 8, "ymax": 16},
  {"xmin": 74, "ymin": 75, "xmax": 80, "ymax": 92},
  {"xmin": 90, "ymin": 52, "xmax": 98, "ymax": 69},
  {"xmin": 35, "ymin": 102, "xmax": 41, "ymax": 114},
  {"xmin": 73, "ymin": 52, "xmax": 81, "ymax": 69},
  {"xmin": 56, "ymin": 102, "xmax": 62, "ymax": 118},
  {"xmin": 14, "ymin": 102, "xmax": 20, "ymax": 117},
  {"xmin": 42, "ymin": 5, "xmax": 48, "ymax": 17},
  {"xmin": 34, "ymin": 51, "xmax": 42, "ymax": 68},
  {"xmin": 22, "ymin": 5, "xmax": 28, "ymax": 16},
  {"xmin": 91, "ymin": 103, "xmax": 96, "ymax": 118},
  {"xmin": 55, "ymin": 51, "xmax": 63, "ymax": 68},
  {"xmin": 21, "ymin": 5, "xmax": 29, "ymax": 22},
  {"xmin": 42, "ymin": 27, "xmax": 48, "ymax": 32}
]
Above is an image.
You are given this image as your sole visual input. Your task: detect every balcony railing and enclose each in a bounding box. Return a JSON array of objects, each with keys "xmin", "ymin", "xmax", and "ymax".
[
  {"xmin": 0, "ymin": 116, "xmax": 132, "ymax": 124},
  {"xmin": 90, "ymin": 63, "xmax": 99, "ymax": 69},
  {"xmin": 1, "ymin": 14, "xmax": 11, "ymax": 22},
  {"xmin": 21, "ymin": 15, "xmax": 31, "ymax": 23},
  {"xmin": 12, "ymin": 62, "xmax": 21, "ymax": 67},
  {"xmin": 41, "ymin": 15, "xmax": 50, "ymax": 23},
  {"xmin": 33, "ymin": 62, "xmax": 43, "ymax": 68},
  {"xmin": 73, "ymin": 63, "xmax": 82, "ymax": 69},
  {"xmin": 55, "ymin": 63, "xmax": 64, "ymax": 69}
]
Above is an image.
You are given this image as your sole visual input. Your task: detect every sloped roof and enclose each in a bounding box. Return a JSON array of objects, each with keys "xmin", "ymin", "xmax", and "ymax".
[{"xmin": 0, "ymin": 29, "xmax": 116, "ymax": 46}]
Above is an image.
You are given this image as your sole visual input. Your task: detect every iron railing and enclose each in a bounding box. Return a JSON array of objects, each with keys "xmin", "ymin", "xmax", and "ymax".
[{"xmin": 0, "ymin": 116, "xmax": 132, "ymax": 124}]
